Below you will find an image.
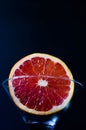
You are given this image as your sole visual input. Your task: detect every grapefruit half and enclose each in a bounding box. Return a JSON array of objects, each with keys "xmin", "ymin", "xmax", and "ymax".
[{"xmin": 8, "ymin": 53, "xmax": 74, "ymax": 115}]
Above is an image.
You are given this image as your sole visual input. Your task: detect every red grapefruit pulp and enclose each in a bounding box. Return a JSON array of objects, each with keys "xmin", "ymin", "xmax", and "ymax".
[{"xmin": 8, "ymin": 53, "xmax": 74, "ymax": 115}]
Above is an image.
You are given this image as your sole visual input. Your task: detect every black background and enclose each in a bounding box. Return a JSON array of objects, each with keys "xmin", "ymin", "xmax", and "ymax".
[{"xmin": 0, "ymin": 0, "xmax": 86, "ymax": 130}]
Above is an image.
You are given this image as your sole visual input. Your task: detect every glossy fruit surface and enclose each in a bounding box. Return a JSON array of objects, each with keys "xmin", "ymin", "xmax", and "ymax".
[{"xmin": 8, "ymin": 53, "xmax": 74, "ymax": 115}]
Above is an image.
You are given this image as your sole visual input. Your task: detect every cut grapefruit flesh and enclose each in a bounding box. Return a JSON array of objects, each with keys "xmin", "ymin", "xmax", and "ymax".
[{"xmin": 8, "ymin": 53, "xmax": 74, "ymax": 115}]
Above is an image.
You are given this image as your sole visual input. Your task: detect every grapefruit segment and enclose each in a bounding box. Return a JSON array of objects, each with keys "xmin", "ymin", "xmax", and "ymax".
[
  {"xmin": 31, "ymin": 57, "xmax": 45, "ymax": 75},
  {"xmin": 8, "ymin": 53, "xmax": 74, "ymax": 115},
  {"xmin": 19, "ymin": 60, "xmax": 36, "ymax": 75},
  {"xmin": 44, "ymin": 59, "xmax": 55, "ymax": 75}
]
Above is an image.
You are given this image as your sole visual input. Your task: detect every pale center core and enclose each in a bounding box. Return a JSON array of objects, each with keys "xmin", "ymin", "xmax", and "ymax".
[{"xmin": 38, "ymin": 79, "xmax": 48, "ymax": 87}]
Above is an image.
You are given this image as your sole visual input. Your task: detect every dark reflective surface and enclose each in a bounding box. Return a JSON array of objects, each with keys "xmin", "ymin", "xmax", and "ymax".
[{"xmin": 0, "ymin": 0, "xmax": 86, "ymax": 130}]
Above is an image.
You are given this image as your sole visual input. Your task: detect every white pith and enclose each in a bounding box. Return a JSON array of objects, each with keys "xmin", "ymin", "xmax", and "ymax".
[{"xmin": 37, "ymin": 79, "xmax": 48, "ymax": 87}]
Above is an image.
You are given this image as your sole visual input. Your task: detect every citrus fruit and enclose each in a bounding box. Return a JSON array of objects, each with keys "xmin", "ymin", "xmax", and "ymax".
[{"xmin": 8, "ymin": 53, "xmax": 74, "ymax": 115}]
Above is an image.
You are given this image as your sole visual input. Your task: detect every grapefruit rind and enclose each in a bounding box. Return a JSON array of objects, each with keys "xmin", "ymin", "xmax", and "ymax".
[{"xmin": 8, "ymin": 53, "xmax": 74, "ymax": 115}]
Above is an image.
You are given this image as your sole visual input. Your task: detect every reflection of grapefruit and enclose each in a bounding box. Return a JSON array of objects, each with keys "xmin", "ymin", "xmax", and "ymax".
[{"xmin": 8, "ymin": 53, "xmax": 74, "ymax": 115}]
